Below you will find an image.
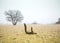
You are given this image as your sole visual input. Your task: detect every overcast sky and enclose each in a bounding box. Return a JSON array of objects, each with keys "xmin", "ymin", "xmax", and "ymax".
[{"xmin": 0, "ymin": 0, "xmax": 60, "ymax": 24}]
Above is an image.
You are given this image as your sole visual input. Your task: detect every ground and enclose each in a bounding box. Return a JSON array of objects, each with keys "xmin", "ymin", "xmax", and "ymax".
[{"xmin": 0, "ymin": 24, "xmax": 60, "ymax": 43}]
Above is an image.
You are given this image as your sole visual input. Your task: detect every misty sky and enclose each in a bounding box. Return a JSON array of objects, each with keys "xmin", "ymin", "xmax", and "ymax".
[{"xmin": 0, "ymin": 0, "xmax": 60, "ymax": 24}]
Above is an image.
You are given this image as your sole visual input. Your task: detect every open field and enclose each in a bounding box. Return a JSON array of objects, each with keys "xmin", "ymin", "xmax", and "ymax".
[{"xmin": 0, "ymin": 24, "xmax": 60, "ymax": 43}]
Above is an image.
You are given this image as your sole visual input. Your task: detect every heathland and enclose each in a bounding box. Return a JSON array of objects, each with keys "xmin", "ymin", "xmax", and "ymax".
[{"xmin": 0, "ymin": 24, "xmax": 60, "ymax": 43}]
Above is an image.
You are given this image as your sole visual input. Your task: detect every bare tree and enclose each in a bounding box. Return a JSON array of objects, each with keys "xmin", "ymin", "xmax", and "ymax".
[
  {"xmin": 32, "ymin": 21, "xmax": 37, "ymax": 24},
  {"xmin": 56, "ymin": 18, "xmax": 60, "ymax": 24},
  {"xmin": 5, "ymin": 10, "xmax": 23, "ymax": 25}
]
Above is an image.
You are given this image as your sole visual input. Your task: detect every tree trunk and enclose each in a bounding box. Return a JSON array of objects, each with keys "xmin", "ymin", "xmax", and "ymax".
[
  {"xmin": 12, "ymin": 21, "xmax": 17, "ymax": 25},
  {"xmin": 24, "ymin": 23, "xmax": 37, "ymax": 34}
]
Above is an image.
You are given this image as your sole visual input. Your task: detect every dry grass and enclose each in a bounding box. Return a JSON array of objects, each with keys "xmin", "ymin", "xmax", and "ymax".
[{"xmin": 0, "ymin": 24, "xmax": 60, "ymax": 43}]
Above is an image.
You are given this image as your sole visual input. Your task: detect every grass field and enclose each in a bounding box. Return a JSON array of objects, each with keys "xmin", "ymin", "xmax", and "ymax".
[{"xmin": 0, "ymin": 24, "xmax": 60, "ymax": 43}]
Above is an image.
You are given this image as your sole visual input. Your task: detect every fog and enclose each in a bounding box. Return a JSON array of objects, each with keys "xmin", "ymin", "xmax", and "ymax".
[{"xmin": 0, "ymin": 0, "xmax": 60, "ymax": 24}]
